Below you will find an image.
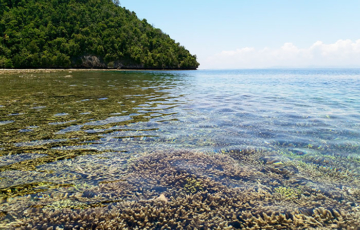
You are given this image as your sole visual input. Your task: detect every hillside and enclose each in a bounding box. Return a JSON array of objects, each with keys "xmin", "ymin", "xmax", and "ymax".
[{"xmin": 0, "ymin": 0, "xmax": 199, "ymax": 69}]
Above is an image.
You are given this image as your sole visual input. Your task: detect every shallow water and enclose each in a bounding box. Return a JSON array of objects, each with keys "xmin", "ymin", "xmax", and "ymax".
[{"xmin": 1, "ymin": 69, "xmax": 360, "ymax": 228}]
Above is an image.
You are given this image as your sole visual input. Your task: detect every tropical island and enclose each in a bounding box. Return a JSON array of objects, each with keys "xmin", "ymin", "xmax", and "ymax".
[{"xmin": 0, "ymin": 0, "xmax": 199, "ymax": 69}]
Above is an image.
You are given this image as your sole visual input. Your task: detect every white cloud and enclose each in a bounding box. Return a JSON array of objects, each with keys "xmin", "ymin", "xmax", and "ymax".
[{"xmin": 202, "ymin": 39, "xmax": 360, "ymax": 69}]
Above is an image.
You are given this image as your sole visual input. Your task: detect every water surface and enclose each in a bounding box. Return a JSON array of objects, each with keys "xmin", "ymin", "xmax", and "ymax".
[{"xmin": 1, "ymin": 69, "xmax": 360, "ymax": 228}]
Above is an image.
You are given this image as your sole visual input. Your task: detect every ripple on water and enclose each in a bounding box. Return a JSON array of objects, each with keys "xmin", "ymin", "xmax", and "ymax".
[
  {"xmin": 85, "ymin": 129, "xmax": 107, "ymax": 133},
  {"xmin": 137, "ymin": 104, "xmax": 151, "ymax": 107},
  {"xmin": 14, "ymin": 139, "xmax": 68, "ymax": 147},
  {"xmin": 55, "ymin": 125, "xmax": 83, "ymax": 134},
  {"xmin": 8, "ymin": 113, "xmax": 24, "ymax": 116},
  {"xmin": 0, "ymin": 120, "xmax": 14, "ymax": 125},
  {"xmin": 85, "ymin": 116, "xmax": 131, "ymax": 126},
  {"xmin": 150, "ymin": 113, "xmax": 162, "ymax": 116},
  {"xmin": 31, "ymin": 106, "xmax": 46, "ymax": 110},
  {"xmin": 0, "ymin": 153, "xmax": 48, "ymax": 167},
  {"xmin": 215, "ymin": 108, "xmax": 236, "ymax": 113},
  {"xmin": 54, "ymin": 113, "xmax": 69, "ymax": 117},
  {"xmin": 19, "ymin": 129, "xmax": 33, "ymax": 133},
  {"xmin": 49, "ymin": 120, "xmax": 76, "ymax": 125}
]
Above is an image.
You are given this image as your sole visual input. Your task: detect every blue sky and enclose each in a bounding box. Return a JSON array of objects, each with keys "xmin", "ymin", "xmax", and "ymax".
[{"xmin": 121, "ymin": 1, "xmax": 360, "ymax": 69}]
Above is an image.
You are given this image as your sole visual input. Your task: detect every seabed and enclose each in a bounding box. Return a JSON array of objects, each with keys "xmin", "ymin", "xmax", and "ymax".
[{"xmin": 0, "ymin": 70, "xmax": 360, "ymax": 229}]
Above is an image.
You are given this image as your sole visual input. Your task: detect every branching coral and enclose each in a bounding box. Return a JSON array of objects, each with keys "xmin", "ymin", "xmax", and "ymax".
[
  {"xmin": 274, "ymin": 186, "xmax": 301, "ymax": 199},
  {"xmin": 44, "ymin": 199, "xmax": 88, "ymax": 210},
  {"xmin": 9, "ymin": 150, "xmax": 360, "ymax": 229},
  {"xmin": 183, "ymin": 177, "xmax": 203, "ymax": 194}
]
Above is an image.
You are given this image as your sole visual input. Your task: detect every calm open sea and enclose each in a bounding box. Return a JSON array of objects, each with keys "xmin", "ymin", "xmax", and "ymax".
[{"xmin": 1, "ymin": 69, "xmax": 360, "ymax": 228}]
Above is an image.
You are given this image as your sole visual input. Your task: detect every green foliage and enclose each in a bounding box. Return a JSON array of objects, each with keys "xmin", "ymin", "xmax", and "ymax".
[{"xmin": 0, "ymin": 0, "xmax": 199, "ymax": 69}]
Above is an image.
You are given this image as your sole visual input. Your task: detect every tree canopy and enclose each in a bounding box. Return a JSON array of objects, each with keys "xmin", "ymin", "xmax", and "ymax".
[{"xmin": 0, "ymin": 0, "xmax": 199, "ymax": 69}]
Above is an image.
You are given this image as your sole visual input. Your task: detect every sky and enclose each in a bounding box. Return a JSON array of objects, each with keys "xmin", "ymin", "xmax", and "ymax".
[{"xmin": 120, "ymin": 0, "xmax": 360, "ymax": 69}]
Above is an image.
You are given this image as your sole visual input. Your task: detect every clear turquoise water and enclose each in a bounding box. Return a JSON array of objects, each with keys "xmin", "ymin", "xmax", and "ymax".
[
  {"xmin": 1, "ymin": 69, "xmax": 360, "ymax": 186},
  {"xmin": 1, "ymin": 69, "xmax": 360, "ymax": 228},
  {"xmin": 59, "ymin": 69, "xmax": 360, "ymax": 158}
]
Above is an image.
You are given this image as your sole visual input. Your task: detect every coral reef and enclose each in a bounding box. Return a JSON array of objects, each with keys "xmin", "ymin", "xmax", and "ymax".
[
  {"xmin": 2, "ymin": 69, "xmax": 360, "ymax": 229},
  {"xmin": 274, "ymin": 186, "xmax": 301, "ymax": 199},
  {"xmin": 7, "ymin": 150, "xmax": 360, "ymax": 229},
  {"xmin": 183, "ymin": 177, "xmax": 204, "ymax": 194}
]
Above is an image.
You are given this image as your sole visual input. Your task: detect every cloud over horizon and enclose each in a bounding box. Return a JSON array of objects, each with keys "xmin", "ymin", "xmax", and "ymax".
[{"xmin": 202, "ymin": 39, "xmax": 360, "ymax": 69}]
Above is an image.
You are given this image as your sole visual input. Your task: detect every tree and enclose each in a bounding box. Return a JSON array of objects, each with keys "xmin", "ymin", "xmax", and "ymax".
[
  {"xmin": 0, "ymin": 0, "xmax": 199, "ymax": 69},
  {"xmin": 112, "ymin": 0, "xmax": 120, "ymax": 6}
]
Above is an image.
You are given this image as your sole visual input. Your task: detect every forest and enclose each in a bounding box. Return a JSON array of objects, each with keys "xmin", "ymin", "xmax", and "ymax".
[{"xmin": 0, "ymin": 0, "xmax": 199, "ymax": 69}]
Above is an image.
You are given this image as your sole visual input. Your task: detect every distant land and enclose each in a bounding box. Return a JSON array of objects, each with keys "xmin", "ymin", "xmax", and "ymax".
[{"xmin": 0, "ymin": 0, "xmax": 199, "ymax": 69}]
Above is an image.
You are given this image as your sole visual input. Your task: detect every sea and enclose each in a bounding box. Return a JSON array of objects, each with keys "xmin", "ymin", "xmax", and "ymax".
[{"xmin": 0, "ymin": 69, "xmax": 359, "ymax": 228}]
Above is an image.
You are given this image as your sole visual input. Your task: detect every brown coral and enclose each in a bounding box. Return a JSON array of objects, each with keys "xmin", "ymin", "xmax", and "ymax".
[{"xmin": 10, "ymin": 150, "xmax": 360, "ymax": 229}]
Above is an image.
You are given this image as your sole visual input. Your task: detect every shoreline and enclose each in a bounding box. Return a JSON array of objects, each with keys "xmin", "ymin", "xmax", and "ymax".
[{"xmin": 0, "ymin": 68, "xmax": 197, "ymax": 75}]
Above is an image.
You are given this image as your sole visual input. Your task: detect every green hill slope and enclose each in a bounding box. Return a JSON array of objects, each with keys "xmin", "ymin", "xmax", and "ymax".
[{"xmin": 0, "ymin": 0, "xmax": 199, "ymax": 69}]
